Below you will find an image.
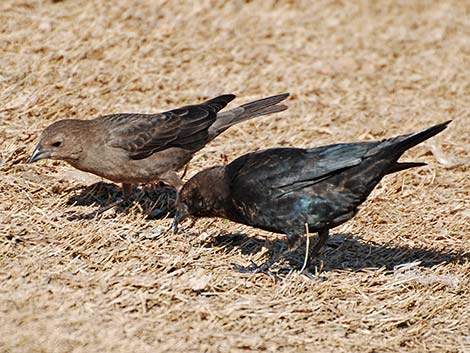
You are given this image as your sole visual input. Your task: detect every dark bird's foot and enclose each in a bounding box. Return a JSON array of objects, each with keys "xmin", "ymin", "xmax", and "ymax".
[
  {"xmin": 232, "ymin": 229, "xmax": 330, "ymax": 279},
  {"xmin": 232, "ymin": 260, "xmax": 282, "ymax": 280},
  {"xmin": 232, "ymin": 260, "xmax": 270, "ymax": 273},
  {"xmin": 298, "ymin": 269, "xmax": 328, "ymax": 281}
]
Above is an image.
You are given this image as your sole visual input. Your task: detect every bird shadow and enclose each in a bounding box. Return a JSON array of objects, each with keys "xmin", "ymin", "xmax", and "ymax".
[
  {"xmin": 205, "ymin": 232, "xmax": 468, "ymax": 273},
  {"xmin": 65, "ymin": 181, "xmax": 177, "ymax": 221}
]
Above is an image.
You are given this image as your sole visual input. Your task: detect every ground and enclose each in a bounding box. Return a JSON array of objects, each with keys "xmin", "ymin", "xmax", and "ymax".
[{"xmin": 1, "ymin": 1, "xmax": 469, "ymax": 352}]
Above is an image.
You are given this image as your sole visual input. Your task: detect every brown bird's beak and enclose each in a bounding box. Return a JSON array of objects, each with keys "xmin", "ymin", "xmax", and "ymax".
[{"xmin": 28, "ymin": 144, "xmax": 51, "ymax": 163}]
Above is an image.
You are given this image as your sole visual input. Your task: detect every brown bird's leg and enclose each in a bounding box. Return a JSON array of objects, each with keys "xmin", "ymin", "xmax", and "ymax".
[
  {"xmin": 93, "ymin": 183, "xmax": 133, "ymax": 215},
  {"xmin": 122, "ymin": 183, "xmax": 134, "ymax": 201}
]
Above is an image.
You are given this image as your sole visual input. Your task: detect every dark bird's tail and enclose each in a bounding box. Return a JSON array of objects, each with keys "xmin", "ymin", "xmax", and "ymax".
[
  {"xmin": 389, "ymin": 120, "xmax": 451, "ymax": 153},
  {"xmin": 387, "ymin": 162, "xmax": 427, "ymax": 174},
  {"xmin": 366, "ymin": 120, "xmax": 451, "ymax": 174},
  {"xmin": 367, "ymin": 120, "xmax": 451, "ymax": 158},
  {"xmin": 208, "ymin": 93, "xmax": 289, "ymax": 138}
]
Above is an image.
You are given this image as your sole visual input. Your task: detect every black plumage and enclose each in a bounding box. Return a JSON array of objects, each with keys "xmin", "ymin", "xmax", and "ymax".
[{"xmin": 173, "ymin": 121, "xmax": 451, "ymax": 272}]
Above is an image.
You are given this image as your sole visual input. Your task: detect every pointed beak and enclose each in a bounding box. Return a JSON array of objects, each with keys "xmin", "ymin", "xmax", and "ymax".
[
  {"xmin": 28, "ymin": 144, "xmax": 51, "ymax": 163},
  {"xmin": 171, "ymin": 204, "xmax": 189, "ymax": 234},
  {"xmin": 171, "ymin": 217, "xmax": 180, "ymax": 234}
]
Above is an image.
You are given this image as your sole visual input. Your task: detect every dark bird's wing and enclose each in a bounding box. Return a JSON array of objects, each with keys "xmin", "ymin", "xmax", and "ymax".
[
  {"xmin": 228, "ymin": 144, "xmax": 377, "ymax": 196},
  {"xmin": 225, "ymin": 145, "xmax": 377, "ymax": 232},
  {"xmin": 102, "ymin": 94, "xmax": 236, "ymax": 160},
  {"xmin": 230, "ymin": 119, "xmax": 451, "ymax": 197}
]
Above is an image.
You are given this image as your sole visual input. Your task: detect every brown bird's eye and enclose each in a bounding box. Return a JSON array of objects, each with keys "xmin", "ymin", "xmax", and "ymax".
[{"xmin": 52, "ymin": 141, "xmax": 62, "ymax": 147}]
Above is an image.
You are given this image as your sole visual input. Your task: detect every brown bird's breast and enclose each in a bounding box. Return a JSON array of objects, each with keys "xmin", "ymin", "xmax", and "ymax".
[{"xmin": 68, "ymin": 146, "xmax": 192, "ymax": 184}]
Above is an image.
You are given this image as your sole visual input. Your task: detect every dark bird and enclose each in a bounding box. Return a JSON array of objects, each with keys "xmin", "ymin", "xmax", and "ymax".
[
  {"xmin": 28, "ymin": 93, "xmax": 289, "ymax": 198},
  {"xmin": 173, "ymin": 121, "xmax": 451, "ymax": 273}
]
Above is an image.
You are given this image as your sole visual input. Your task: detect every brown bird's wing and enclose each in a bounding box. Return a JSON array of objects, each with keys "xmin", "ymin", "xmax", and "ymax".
[{"xmin": 102, "ymin": 94, "xmax": 236, "ymax": 160}]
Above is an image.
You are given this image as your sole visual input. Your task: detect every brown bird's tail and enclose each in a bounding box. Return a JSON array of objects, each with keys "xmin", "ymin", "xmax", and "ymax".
[
  {"xmin": 208, "ymin": 93, "xmax": 289, "ymax": 138},
  {"xmin": 199, "ymin": 94, "xmax": 236, "ymax": 112}
]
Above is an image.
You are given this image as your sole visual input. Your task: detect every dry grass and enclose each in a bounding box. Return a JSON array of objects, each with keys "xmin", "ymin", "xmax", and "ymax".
[{"xmin": 1, "ymin": 0, "xmax": 470, "ymax": 352}]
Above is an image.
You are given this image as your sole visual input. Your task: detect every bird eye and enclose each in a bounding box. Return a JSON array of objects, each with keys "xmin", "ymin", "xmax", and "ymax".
[{"xmin": 52, "ymin": 141, "xmax": 62, "ymax": 147}]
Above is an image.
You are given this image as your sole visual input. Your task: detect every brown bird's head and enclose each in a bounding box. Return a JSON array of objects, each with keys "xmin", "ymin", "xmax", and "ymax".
[
  {"xmin": 29, "ymin": 120, "xmax": 88, "ymax": 163},
  {"xmin": 172, "ymin": 166, "xmax": 229, "ymax": 233}
]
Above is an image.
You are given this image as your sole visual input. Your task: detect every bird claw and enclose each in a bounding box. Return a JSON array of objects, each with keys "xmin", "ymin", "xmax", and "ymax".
[
  {"xmin": 231, "ymin": 260, "xmax": 281, "ymax": 280},
  {"xmin": 295, "ymin": 266, "xmax": 327, "ymax": 281},
  {"xmin": 232, "ymin": 260, "xmax": 262, "ymax": 273},
  {"xmin": 299, "ymin": 268, "xmax": 315, "ymax": 279}
]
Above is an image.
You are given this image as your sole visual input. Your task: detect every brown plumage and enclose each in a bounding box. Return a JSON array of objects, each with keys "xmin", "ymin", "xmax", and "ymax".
[
  {"xmin": 29, "ymin": 93, "xmax": 289, "ymax": 197},
  {"xmin": 173, "ymin": 121, "xmax": 450, "ymax": 273}
]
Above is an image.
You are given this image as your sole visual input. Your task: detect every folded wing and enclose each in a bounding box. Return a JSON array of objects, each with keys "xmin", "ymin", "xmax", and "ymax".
[
  {"xmin": 103, "ymin": 95, "xmax": 236, "ymax": 160},
  {"xmin": 229, "ymin": 143, "xmax": 379, "ymax": 196}
]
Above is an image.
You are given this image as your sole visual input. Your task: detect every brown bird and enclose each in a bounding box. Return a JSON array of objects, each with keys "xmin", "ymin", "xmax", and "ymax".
[
  {"xmin": 173, "ymin": 121, "xmax": 450, "ymax": 273},
  {"xmin": 29, "ymin": 93, "xmax": 289, "ymax": 198}
]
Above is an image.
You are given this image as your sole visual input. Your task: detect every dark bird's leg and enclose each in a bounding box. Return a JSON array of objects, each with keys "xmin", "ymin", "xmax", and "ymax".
[
  {"xmin": 304, "ymin": 228, "xmax": 329, "ymax": 271},
  {"xmin": 234, "ymin": 229, "xmax": 330, "ymax": 275}
]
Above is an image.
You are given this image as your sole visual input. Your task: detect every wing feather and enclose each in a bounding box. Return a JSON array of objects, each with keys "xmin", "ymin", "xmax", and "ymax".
[{"xmin": 101, "ymin": 95, "xmax": 235, "ymax": 160}]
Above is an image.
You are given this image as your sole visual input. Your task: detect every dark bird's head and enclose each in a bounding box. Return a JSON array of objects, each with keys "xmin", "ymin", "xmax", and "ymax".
[
  {"xmin": 172, "ymin": 166, "xmax": 229, "ymax": 233},
  {"xmin": 29, "ymin": 120, "xmax": 87, "ymax": 164}
]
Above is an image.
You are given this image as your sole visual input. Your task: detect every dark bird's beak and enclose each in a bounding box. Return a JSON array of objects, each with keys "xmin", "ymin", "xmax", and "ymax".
[
  {"xmin": 171, "ymin": 217, "xmax": 180, "ymax": 234},
  {"xmin": 28, "ymin": 144, "xmax": 51, "ymax": 163},
  {"xmin": 171, "ymin": 204, "xmax": 189, "ymax": 234}
]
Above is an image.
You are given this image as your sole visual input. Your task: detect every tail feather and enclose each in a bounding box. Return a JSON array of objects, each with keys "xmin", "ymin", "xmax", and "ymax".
[
  {"xmin": 236, "ymin": 103, "xmax": 288, "ymax": 120},
  {"xmin": 237, "ymin": 93, "xmax": 290, "ymax": 114},
  {"xmin": 208, "ymin": 93, "xmax": 289, "ymax": 137},
  {"xmin": 387, "ymin": 162, "xmax": 427, "ymax": 174},
  {"xmin": 393, "ymin": 120, "xmax": 451, "ymax": 152},
  {"xmin": 366, "ymin": 120, "xmax": 451, "ymax": 158},
  {"xmin": 199, "ymin": 94, "xmax": 236, "ymax": 113}
]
